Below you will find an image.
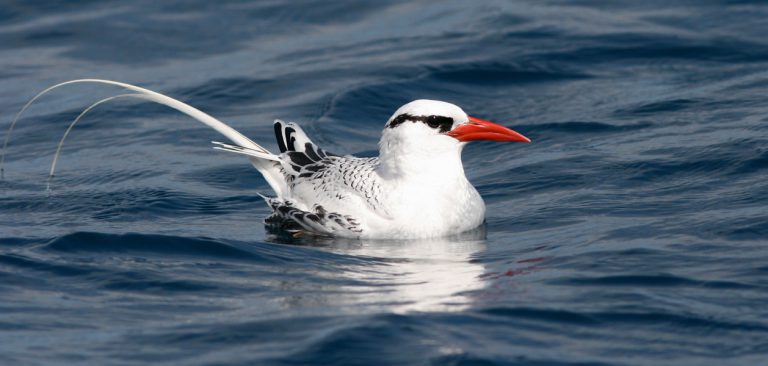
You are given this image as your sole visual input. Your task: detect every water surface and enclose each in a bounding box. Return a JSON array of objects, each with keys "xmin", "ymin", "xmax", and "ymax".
[{"xmin": 1, "ymin": 1, "xmax": 767, "ymax": 365}]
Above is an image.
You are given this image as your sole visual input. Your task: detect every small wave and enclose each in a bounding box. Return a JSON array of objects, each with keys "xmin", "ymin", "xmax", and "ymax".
[
  {"xmin": 480, "ymin": 307, "xmax": 598, "ymax": 325},
  {"xmin": 529, "ymin": 121, "xmax": 652, "ymax": 134},
  {"xmin": 275, "ymin": 313, "xmax": 428, "ymax": 365},
  {"xmin": 542, "ymin": 35, "xmax": 768, "ymax": 64},
  {"xmin": 706, "ymin": 217, "xmax": 768, "ymax": 241},
  {"xmin": 618, "ymin": 140, "xmax": 767, "ymax": 183},
  {"xmin": 33, "ymin": 187, "xmax": 263, "ymax": 219},
  {"xmin": 618, "ymin": 159, "xmax": 730, "ymax": 183},
  {"xmin": 593, "ymin": 311, "xmax": 768, "ymax": 332},
  {"xmin": 615, "ymin": 99, "xmax": 699, "ymax": 116},
  {"xmin": 731, "ymin": 150, "xmax": 768, "ymax": 176},
  {"xmin": 480, "ymin": 155, "xmax": 601, "ymax": 196},
  {"xmin": 480, "ymin": 306, "xmax": 768, "ymax": 332},
  {"xmin": 51, "ymin": 168, "xmax": 165, "ymax": 186},
  {"xmin": 131, "ymin": 316, "xmax": 337, "ymax": 349},
  {"xmin": 426, "ymin": 61, "xmax": 591, "ymax": 85},
  {"xmin": 0, "ymin": 237, "xmax": 40, "ymax": 247},
  {"xmin": 101, "ymin": 277, "xmax": 218, "ymax": 293},
  {"xmin": 40, "ymin": 231, "xmax": 383, "ymax": 269},
  {"xmin": 554, "ymin": 274, "xmax": 755, "ymax": 289},
  {"xmin": 171, "ymin": 77, "xmax": 312, "ymax": 114},
  {"xmin": 0, "ymin": 253, "xmax": 100, "ymax": 277},
  {"xmin": 43, "ymin": 231, "xmax": 286, "ymax": 263},
  {"xmin": 431, "ymin": 354, "xmax": 616, "ymax": 366},
  {"xmin": 178, "ymin": 164, "xmax": 270, "ymax": 191}
]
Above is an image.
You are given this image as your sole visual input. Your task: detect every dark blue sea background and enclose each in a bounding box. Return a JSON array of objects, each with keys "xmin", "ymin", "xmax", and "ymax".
[{"xmin": 1, "ymin": 1, "xmax": 767, "ymax": 365}]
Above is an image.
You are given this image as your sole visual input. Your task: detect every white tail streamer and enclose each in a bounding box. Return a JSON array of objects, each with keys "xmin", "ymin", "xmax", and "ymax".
[{"xmin": 1, "ymin": 78, "xmax": 279, "ymax": 178}]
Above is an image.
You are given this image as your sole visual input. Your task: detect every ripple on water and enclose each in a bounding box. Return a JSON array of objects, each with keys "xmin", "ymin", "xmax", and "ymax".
[{"xmin": 2, "ymin": 1, "xmax": 768, "ymax": 365}]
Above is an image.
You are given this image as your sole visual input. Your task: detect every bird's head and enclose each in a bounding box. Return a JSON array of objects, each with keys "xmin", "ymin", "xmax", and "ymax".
[
  {"xmin": 379, "ymin": 100, "xmax": 530, "ymax": 175},
  {"xmin": 382, "ymin": 99, "xmax": 529, "ymax": 149}
]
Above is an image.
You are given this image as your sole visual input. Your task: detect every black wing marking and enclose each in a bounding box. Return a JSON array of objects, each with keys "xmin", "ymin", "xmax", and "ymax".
[
  {"xmin": 274, "ymin": 123, "xmax": 288, "ymax": 153},
  {"xmin": 264, "ymin": 198, "xmax": 362, "ymax": 236},
  {"xmin": 274, "ymin": 120, "xmax": 336, "ymax": 170},
  {"xmin": 272, "ymin": 120, "xmax": 386, "ymax": 218}
]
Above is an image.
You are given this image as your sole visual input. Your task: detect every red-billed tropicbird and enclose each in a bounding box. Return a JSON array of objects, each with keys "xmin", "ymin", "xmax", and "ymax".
[
  {"xmin": 3, "ymin": 80, "xmax": 530, "ymax": 239},
  {"xmin": 213, "ymin": 100, "xmax": 530, "ymax": 239}
]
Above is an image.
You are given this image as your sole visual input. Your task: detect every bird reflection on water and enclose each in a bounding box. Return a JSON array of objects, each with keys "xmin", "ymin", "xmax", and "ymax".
[{"xmin": 267, "ymin": 226, "xmax": 488, "ymax": 313}]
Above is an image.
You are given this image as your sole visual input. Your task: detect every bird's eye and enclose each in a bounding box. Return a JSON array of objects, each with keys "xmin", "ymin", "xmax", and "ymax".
[{"xmin": 424, "ymin": 115, "xmax": 454, "ymax": 133}]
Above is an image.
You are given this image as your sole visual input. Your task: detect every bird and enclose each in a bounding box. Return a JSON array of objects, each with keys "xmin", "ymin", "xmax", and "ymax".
[
  {"xmin": 4, "ymin": 80, "xmax": 530, "ymax": 239},
  {"xmin": 213, "ymin": 99, "xmax": 530, "ymax": 239}
]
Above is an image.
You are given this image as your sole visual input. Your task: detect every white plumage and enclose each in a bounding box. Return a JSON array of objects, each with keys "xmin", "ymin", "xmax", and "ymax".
[
  {"xmin": 215, "ymin": 100, "xmax": 530, "ymax": 239},
  {"xmin": 3, "ymin": 80, "xmax": 530, "ymax": 239}
]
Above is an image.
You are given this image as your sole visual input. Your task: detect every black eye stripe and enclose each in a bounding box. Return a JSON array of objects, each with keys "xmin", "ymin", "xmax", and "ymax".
[{"xmin": 387, "ymin": 113, "xmax": 454, "ymax": 133}]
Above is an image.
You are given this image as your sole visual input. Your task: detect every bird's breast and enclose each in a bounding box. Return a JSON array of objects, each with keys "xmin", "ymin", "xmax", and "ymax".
[{"xmin": 372, "ymin": 177, "xmax": 486, "ymax": 238}]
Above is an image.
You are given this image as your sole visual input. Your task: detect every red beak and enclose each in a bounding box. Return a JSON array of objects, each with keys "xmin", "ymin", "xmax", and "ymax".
[{"xmin": 447, "ymin": 116, "xmax": 531, "ymax": 143}]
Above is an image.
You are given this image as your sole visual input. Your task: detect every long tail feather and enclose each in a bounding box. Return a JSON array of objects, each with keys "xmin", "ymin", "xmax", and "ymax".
[
  {"xmin": 2, "ymin": 79, "xmax": 288, "ymax": 196},
  {"xmin": 2, "ymin": 79, "xmax": 279, "ymax": 175}
]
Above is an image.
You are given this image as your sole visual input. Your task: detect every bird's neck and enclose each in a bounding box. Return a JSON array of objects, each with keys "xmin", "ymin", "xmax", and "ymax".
[{"xmin": 376, "ymin": 132, "xmax": 467, "ymax": 181}]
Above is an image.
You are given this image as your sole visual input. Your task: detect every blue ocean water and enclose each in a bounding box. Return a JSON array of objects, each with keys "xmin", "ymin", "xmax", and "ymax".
[{"xmin": 1, "ymin": 0, "xmax": 767, "ymax": 364}]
